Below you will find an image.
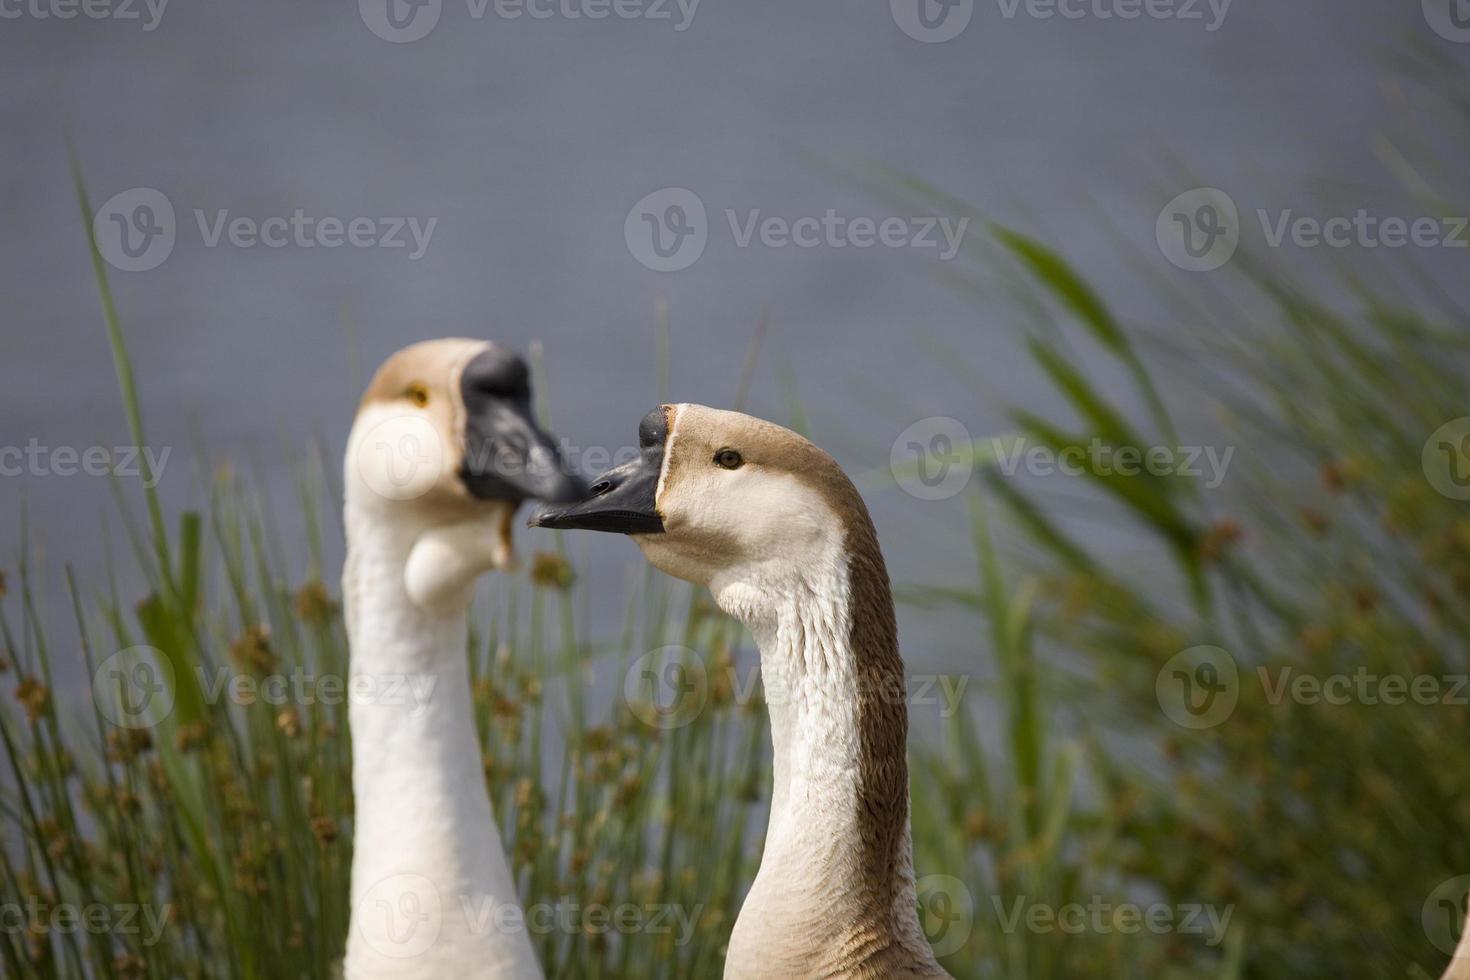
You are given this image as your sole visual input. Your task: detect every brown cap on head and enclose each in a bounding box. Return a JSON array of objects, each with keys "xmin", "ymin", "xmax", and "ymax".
[{"xmin": 531, "ymin": 402, "xmax": 875, "ymax": 550}]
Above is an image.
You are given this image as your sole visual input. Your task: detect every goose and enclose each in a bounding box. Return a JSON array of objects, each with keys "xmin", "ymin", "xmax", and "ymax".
[
  {"xmin": 342, "ymin": 338, "xmax": 581, "ymax": 979},
  {"xmin": 1445, "ymin": 917, "xmax": 1470, "ymax": 980},
  {"xmin": 532, "ymin": 403, "xmax": 953, "ymax": 979}
]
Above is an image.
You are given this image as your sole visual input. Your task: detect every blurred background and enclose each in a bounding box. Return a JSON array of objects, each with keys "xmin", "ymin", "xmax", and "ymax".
[
  {"xmin": 2, "ymin": 1, "xmax": 1470, "ymax": 977},
  {"xmin": 0, "ymin": 0, "xmax": 1443, "ymax": 630}
]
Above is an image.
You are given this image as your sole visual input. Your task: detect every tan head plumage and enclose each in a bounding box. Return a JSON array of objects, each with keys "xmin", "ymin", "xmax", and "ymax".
[{"xmin": 346, "ymin": 338, "xmax": 582, "ymax": 610}]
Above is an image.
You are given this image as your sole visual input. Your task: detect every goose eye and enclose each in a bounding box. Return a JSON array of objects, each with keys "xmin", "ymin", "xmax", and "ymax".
[
  {"xmin": 407, "ymin": 383, "xmax": 430, "ymax": 408},
  {"xmin": 714, "ymin": 449, "xmax": 743, "ymax": 470}
]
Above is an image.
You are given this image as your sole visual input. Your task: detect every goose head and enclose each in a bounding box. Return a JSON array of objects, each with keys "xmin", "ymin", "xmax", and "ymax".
[
  {"xmin": 346, "ymin": 338, "xmax": 583, "ymax": 611},
  {"xmin": 531, "ymin": 403, "xmax": 862, "ymax": 608}
]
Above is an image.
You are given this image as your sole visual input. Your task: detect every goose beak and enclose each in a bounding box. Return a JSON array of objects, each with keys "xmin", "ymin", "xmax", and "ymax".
[
  {"xmin": 456, "ymin": 346, "xmax": 587, "ymax": 505},
  {"xmin": 461, "ymin": 401, "xmax": 586, "ymax": 505},
  {"xmin": 528, "ymin": 454, "xmax": 664, "ymax": 534},
  {"xmin": 530, "ymin": 407, "xmax": 667, "ymax": 534}
]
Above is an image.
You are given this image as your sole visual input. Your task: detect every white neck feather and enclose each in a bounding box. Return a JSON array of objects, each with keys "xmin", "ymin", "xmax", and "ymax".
[
  {"xmin": 712, "ymin": 551, "xmax": 936, "ymax": 979},
  {"xmin": 342, "ymin": 505, "xmax": 542, "ymax": 980}
]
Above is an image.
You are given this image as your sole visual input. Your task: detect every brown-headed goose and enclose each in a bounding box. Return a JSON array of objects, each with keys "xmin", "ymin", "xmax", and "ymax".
[
  {"xmin": 532, "ymin": 404, "xmax": 953, "ymax": 979},
  {"xmin": 343, "ymin": 339, "xmax": 581, "ymax": 979}
]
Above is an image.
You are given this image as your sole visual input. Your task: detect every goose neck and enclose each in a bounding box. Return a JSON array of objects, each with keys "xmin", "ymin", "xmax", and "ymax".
[
  {"xmin": 714, "ymin": 548, "xmax": 938, "ymax": 976},
  {"xmin": 342, "ymin": 508, "xmax": 540, "ymax": 977}
]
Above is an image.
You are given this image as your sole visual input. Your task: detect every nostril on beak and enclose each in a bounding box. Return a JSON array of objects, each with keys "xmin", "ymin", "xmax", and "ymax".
[{"xmin": 590, "ymin": 479, "xmax": 613, "ymax": 497}]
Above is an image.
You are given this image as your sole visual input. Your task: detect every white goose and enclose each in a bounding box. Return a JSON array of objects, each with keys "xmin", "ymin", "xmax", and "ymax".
[
  {"xmin": 533, "ymin": 404, "xmax": 953, "ymax": 979},
  {"xmin": 1445, "ymin": 917, "xmax": 1470, "ymax": 980},
  {"xmin": 342, "ymin": 339, "xmax": 580, "ymax": 979}
]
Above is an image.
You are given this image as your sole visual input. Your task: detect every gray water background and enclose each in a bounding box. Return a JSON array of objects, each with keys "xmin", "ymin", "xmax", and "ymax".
[{"xmin": 0, "ymin": 0, "xmax": 1464, "ymax": 723}]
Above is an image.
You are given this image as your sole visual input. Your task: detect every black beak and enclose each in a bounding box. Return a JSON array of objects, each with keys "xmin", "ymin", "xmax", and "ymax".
[
  {"xmin": 529, "ymin": 407, "xmax": 667, "ymax": 534},
  {"xmin": 459, "ymin": 348, "xmax": 586, "ymax": 505}
]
